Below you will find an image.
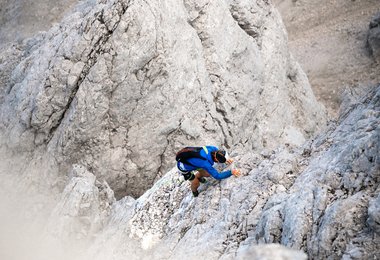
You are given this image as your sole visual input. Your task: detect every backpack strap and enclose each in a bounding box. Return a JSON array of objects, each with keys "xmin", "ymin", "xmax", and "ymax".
[{"xmin": 176, "ymin": 147, "xmax": 207, "ymax": 168}]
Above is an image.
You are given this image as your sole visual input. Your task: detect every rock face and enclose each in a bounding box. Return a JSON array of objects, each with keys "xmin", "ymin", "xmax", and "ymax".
[
  {"xmin": 0, "ymin": 1, "xmax": 378, "ymax": 259},
  {"xmin": 0, "ymin": 0, "xmax": 326, "ymax": 198},
  {"xmin": 46, "ymin": 164, "xmax": 115, "ymax": 242},
  {"xmin": 81, "ymin": 85, "xmax": 379, "ymax": 260},
  {"xmin": 367, "ymin": 12, "xmax": 380, "ymax": 64}
]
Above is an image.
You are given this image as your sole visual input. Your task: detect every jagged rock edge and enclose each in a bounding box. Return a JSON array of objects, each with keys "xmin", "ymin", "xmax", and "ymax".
[{"xmin": 48, "ymin": 0, "xmax": 132, "ymax": 141}]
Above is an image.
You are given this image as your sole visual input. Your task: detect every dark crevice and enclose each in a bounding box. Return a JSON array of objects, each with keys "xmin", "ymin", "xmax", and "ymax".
[
  {"xmin": 47, "ymin": 0, "xmax": 132, "ymax": 141},
  {"xmin": 228, "ymin": 4, "xmax": 261, "ymax": 40}
]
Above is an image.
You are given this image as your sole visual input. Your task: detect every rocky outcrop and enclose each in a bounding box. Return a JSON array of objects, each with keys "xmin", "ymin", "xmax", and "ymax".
[
  {"xmin": 367, "ymin": 12, "xmax": 380, "ymax": 64},
  {"xmin": 0, "ymin": 0, "xmax": 378, "ymax": 259},
  {"xmin": 0, "ymin": 0, "xmax": 326, "ymax": 198},
  {"xmin": 46, "ymin": 164, "xmax": 115, "ymax": 242},
  {"xmin": 70, "ymin": 86, "xmax": 377, "ymax": 259}
]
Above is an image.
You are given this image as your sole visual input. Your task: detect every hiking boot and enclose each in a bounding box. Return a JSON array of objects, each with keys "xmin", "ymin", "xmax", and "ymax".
[
  {"xmin": 199, "ymin": 177, "xmax": 207, "ymax": 183},
  {"xmin": 192, "ymin": 190, "xmax": 199, "ymax": 197}
]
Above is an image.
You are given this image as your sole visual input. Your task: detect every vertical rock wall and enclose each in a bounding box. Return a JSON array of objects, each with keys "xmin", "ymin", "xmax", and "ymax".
[{"xmin": 0, "ymin": 0, "xmax": 326, "ymax": 197}]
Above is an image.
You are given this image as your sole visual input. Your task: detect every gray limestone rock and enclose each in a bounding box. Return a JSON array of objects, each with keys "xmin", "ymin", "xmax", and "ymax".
[
  {"xmin": 236, "ymin": 244, "xmax": 307, "ymax": 260},
  {"xmin": 6, "ymin": 0, "xmax": 380, "ymax": 259},
  {"xmin": 0, "ymin": 0, "xmax": 327, "ymax": 198},
  {"xmin": 83, "ymin": 85, "xmax": 379, "ymax": 260},
  {"xmin": 46, "ymin": 164, "xmax": 115, "ymax": 243},
  {"xmin": 367, "ymin": 12, "xmax": 380, "ymax": 63},
  {"xmin": 368, "ymin": 192, "xmax": 380, "ymax": 235}
]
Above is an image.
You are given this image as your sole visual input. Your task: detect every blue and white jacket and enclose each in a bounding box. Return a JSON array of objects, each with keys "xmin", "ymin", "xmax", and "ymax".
[{"xmin": 177, "ymin": 146, "xmax": 232, "ymax": 180}]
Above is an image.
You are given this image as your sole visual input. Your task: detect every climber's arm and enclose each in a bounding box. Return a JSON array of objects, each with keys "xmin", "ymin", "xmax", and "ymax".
[{"xmin": 204, "ymin": 165, "xmax": 232, "ymax": 180}]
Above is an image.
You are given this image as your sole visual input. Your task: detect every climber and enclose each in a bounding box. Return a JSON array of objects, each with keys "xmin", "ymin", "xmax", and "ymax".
[{"xmin": 176, "ymin": 146, "xmax": 241, "ymax": 197}]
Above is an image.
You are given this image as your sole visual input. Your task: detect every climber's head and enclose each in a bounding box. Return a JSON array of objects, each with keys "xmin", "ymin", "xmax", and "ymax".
[{"xmin": 212, "ymin": 150, "xmax": 227, "ymax": 163}]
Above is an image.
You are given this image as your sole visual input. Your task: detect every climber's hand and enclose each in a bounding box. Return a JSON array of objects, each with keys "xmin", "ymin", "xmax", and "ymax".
[
  {"xmin": 232, "ymin": 169, "xmax": 241, "ymax": 177},
  {"xmin": 226, "ymin": 158, "xmax": 234, "ymax": 165}
]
